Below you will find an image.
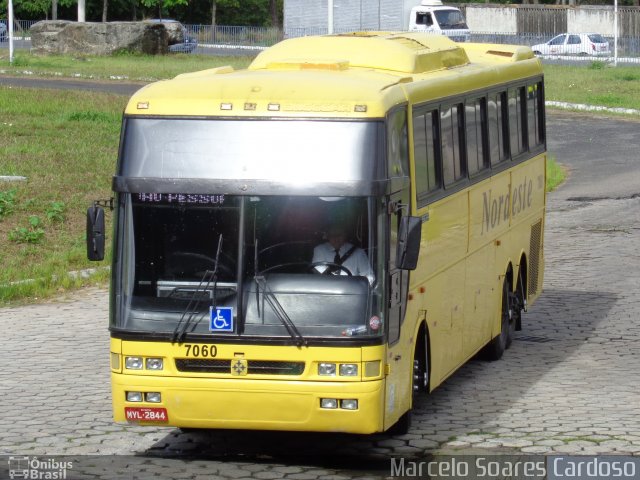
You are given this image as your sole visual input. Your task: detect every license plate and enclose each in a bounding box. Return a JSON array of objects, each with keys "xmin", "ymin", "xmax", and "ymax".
[{"xmin": 125, "ymin": 407, "xmax": 168, "ymax": 423}]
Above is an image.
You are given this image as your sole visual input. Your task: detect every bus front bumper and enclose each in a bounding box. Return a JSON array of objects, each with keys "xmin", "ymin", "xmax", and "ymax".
[{"xmin": 112, "ymin": 373, "xmax": 385, "ymax": 434}]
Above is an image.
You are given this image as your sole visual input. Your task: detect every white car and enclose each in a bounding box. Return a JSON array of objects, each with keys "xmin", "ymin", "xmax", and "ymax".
[
  {"xmin": 532, "ymin": 33, "xmax": 610, "ymax": 56},
  {"xmin": 0, "ymin": 21, "xmax": 7, "ymax": 42}
]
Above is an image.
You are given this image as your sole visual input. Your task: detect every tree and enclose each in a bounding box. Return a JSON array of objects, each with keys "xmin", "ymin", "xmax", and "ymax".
[
  {"xmin": 210, "ymin": 0, "xmax": 238, "ymax": 27},
  {"xmin": 139, "ymin": 0, "xmax": 188, "ymax": 19}
]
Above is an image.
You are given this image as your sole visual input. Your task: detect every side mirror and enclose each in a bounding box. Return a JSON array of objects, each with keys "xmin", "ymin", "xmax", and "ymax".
[
  {"xmin": 86, "ymin": 205, "xmax": 105, "ymax": 261},
  {"xmin": 396, "ymin": 216, "xmax": 422, "ymax": 270}
]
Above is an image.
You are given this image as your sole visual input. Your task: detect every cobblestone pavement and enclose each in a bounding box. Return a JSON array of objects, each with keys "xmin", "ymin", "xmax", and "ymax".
[{"xmin": 1, "ymin": 112, "xmax": 639, "ymax": 478}]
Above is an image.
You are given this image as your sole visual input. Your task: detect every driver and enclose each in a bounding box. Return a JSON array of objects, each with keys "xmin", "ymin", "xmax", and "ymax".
[{"xmin": 312, "ymin": 223, "xmax": 374, "ymax": 285}]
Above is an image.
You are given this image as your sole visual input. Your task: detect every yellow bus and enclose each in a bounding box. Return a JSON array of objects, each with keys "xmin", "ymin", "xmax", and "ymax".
[{"xmin": 87, "ymin": 32, "xmax": 545, "ymax": 434}]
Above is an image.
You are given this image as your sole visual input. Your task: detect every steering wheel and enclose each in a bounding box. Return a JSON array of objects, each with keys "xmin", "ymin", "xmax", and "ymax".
[{"xmin": 308, "ymin": 261, "xmax": 353, "ymax": 276}]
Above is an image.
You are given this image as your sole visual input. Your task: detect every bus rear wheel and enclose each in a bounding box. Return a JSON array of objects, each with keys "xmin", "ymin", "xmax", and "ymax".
[{"xmin": 483, "ymin": 277, "xmax": 512, "ymax": 361}]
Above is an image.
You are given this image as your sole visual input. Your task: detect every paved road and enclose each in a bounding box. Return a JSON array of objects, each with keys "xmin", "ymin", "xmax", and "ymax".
[{"xmin": 1, "ymin": 96, "xmax": 639, "ymax": 477}]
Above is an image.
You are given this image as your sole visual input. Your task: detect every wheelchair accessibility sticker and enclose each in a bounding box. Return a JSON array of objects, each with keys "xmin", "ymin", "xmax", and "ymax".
[{"xmin": 209, "ymin": 306, "xmax": 234, "ymax": 332}]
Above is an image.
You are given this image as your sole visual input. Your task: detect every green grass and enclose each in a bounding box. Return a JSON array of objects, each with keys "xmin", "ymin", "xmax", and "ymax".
[
  {"xmin": 0, "ymin": 87, "xmax": 122, "ymax": 304},
  {"xmin": 546, "ymin": 156, "xmax": 565, "ymax": 192},
  {"xmin": 543, "ymin": 64, "xmax": 640, "ymax": 112},
  {"xmin": 0, "ymin": 51, "xmax": 254, "ymax": 82}
]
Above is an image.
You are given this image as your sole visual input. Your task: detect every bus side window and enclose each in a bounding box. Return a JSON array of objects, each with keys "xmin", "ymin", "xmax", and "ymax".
[
  {"xmin": 466, "ymin": 97, "xmax": 488, "ymax": 176},
  {"xmin": 441, "ymin": 103, "xmax": 466, "ymax": 186},
  {"xmin": 413, "ymin": 109, "xmax": 441, "ymax": 204},
  {"xmin": 527, "ymin": 82, "xmax": 545, "ymax": 148},
  {"xmin": 489, "ymin": 92, "xmax": 509, "ymax": 165},
  {"xmin": 387, "ymin": 108, "xmax": 409, "ymax": 178},
  {"xmin": 508, "ymin": 86, "xmax": 527, "ymax": 157}
]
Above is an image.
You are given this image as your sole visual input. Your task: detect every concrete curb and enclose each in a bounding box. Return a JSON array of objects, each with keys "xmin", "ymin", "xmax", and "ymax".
[{"xmin": 546, "ymin": 100, "xmax": 640, "ymax": 116}]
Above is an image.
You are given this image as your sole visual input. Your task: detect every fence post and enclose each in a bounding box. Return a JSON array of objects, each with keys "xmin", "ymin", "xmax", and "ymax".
[{"xmin": 614, "ymin": 0, "xmax": 618, "ymax": 66}]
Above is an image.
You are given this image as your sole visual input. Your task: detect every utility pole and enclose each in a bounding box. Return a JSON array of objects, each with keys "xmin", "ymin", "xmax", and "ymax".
[{"xmin": 328, "ymin": 0, "xmax": 334, "ymax": 34}]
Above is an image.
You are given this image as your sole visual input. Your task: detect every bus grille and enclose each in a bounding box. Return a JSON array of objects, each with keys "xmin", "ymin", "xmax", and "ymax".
[
  {"xmin": 528, "ymin": 220, "xmax": 542, "ymax": 296},
  {"xmin": 175, "ymin": 359, "xmax": 305, "ymax": 375},
  {"xmin": 175, "ymin": 359, "xmax": 230, "ymax": 373}
]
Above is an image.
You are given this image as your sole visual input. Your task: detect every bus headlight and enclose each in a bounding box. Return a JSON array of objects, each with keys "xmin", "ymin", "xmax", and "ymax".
[
  {"xmin": 125, "ymin": 357, "xmax": 143, "ymax": 370},
  {"xmin": 320, "ymin": 398, "xmax": 338, "ymax": 409},
  {"xmin": 318, "ymin": 363, "xmax": 336, "ymax": 376},
  {"xmin": 339, "ymin": 364, "xmax": 358, "ymax": 376},
  {"xmin": 340, "ymin": 399, "xmax": 358, "ymax": 410},
  {"xmin": 126, "ymin": 391, "xmax": 143, "ymax": 402},
  {"xmin": 145, "ymin": 392, "xmax": 162, "ymax": 403},
  {"xmin": 145, "ymin": 358, "xmax": 164, "ymax": 370}
]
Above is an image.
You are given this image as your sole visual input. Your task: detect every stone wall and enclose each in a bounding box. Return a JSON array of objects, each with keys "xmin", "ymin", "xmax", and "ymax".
[{"xmin": 30, "ymin": 21, "xmax": 179, "ymax": 56}]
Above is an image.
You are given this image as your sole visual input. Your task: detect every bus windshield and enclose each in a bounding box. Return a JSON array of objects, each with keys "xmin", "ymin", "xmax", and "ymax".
[{"xmin": 114, "ymin": 193, "xmax": 384, "ymax": 340}]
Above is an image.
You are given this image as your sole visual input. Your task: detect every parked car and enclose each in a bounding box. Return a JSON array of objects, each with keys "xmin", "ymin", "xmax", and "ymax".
[
  {"xmin": 146, "ymin": 19, "xmax": 198, "ymax": 54},
  {"xmin": 531, "ymin": 33, "xmax": 610, "ymax": 56},
  {"xmin": 0, "ymin": 21, "xmax": 7, "ymax": 42}
]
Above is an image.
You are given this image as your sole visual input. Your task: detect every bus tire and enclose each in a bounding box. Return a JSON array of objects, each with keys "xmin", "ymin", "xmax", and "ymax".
[
  {"xmin": 387, "ymin": 410, "xmax": 412, "ymax": 435},
  {"xmin": 387, "ymin": 332, "xmax": 428, "ymax": 435},
  {"xmin": 483, "ymin": 277, "xmax": 511, "ymax": 361},
  {"xmin": 414, "ymin": 324, "xmax": 429, "ymax": 393}
]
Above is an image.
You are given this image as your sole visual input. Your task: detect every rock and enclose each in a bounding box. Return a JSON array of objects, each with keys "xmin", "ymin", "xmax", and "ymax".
[{"xmin": 29, "ymin": 21, "xmax": 172, "ymax": 56}]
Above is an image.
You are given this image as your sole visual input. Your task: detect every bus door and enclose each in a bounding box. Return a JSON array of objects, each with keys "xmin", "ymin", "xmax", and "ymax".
[
  {"xmin": 384, "ymin": 189, "xmax": 413, "ymax": 429},
  {"xmin": 383, "ymin": 107, "xmax": 418, "ymax": 429}
]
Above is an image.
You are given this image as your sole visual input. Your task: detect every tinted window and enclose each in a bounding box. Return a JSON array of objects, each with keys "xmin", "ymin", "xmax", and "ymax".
[
  {"xmin": 589, "ymin": 34, "xmax": 606, "ymax": 43},
  {"xmin": 466, "ymin": 98, "xmax": 488, "ymax": 176},
  {"xmin": 413, "ymin": 110, "xmax": 441, "ymax": 197},
  {"xmin": 488, "ymin": 92, "xmax": 508, "ymax": 165},
  {"xmin": 441, "ymin": 103, "xmax": 465, "ymax": 186},
  {"xmin": 568, "ymin": 35, "xmax": 581, "ymax": 45},
  {"xmin": 508, "ymin": 87, "xmax": 526, "ymax": 156},
  {"xmin": 387, "ymin": 108, "xmax": 410, "ymax": 178},
  {"xmin": 527, "ymin": 82, "xmax": 545, "ymax": 148}
]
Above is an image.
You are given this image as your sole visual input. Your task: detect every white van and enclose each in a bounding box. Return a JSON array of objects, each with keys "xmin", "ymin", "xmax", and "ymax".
[{"xmin": 408, "ymin": 0, "xmax": 470, "ymax": 42}]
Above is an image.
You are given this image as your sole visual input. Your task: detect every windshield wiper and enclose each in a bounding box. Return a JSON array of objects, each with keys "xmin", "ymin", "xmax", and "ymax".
[
  {"xmin": 172, "ymin": 234, "xmax": 223, "ymax": 344},
  {"xmin": 254, "ymin": 274, "xmax": 307, "ymax": 347},
  {"xmin": 252, "ymin": 238, "xmax": 306, "ymax": 347}
]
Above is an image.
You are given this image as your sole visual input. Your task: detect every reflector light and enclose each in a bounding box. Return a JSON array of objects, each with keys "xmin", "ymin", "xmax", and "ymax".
[
  {"xmin": 220, "ymin": 103, "xmax": 233, "ymax": 110},
  {"xmin": 110, "ymin": 352, "xmax": 120, "ymax": 370},
  {"xmin": 364, "ymin": 360, "xmax": 381, "ymax": 378},
  {"xmin": 267, "ymin": 103, "xmax": 281, "ymax": 111},
  {"xmin": 244, "ymin": 103, "xmax": 257, "ymax": 111},
  {"xmin": 354, "ymin": 105, "xmax": 367, "ymax": 112},
  {"xmin": 137, "ymin": 102, "xmax": 149, "ymax": 110}
]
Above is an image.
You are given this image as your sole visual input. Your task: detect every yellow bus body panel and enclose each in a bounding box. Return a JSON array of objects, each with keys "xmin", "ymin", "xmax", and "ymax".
[
  {"xmin": 111, "ymin": 339, "xmax": 386, "ymax": 433},
  {"xmin": 409, "ymin": 155, "xmax": 545, "ymax": 387}
]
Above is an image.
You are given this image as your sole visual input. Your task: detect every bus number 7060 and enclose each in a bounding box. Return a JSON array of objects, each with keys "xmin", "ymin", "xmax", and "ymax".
[{"xmin": 184, "ymin": 344, "xmax": 217, "ymax": 358}]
